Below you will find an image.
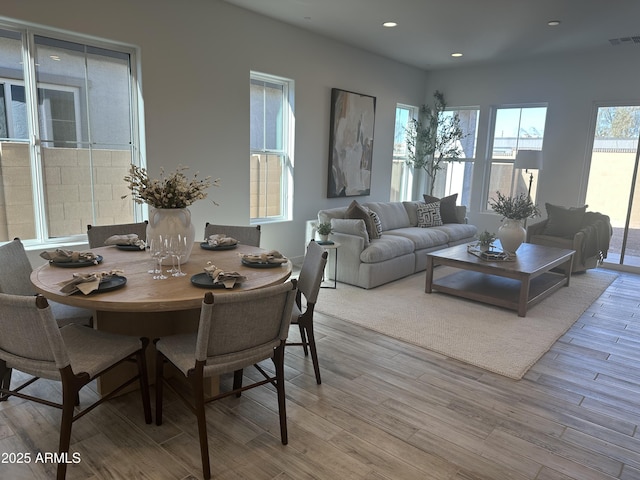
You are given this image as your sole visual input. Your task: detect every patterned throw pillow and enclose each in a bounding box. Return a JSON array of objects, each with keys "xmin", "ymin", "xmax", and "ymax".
[
  {"xmin": 417, "ymin": 202, "xmax": 443, "ymax": 227},
  {"xmin": 368, "ymin": 210, "xmax": 383, "ymax": 237}
]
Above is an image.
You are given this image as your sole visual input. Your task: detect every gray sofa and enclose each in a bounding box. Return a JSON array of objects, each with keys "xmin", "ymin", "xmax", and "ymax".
[{"xmin": 318, "ymin": 201, "xmax": 477, "ymax": 289}]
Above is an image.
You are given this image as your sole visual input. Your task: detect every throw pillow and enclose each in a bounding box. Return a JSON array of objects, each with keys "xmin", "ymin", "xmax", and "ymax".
[
  {"xmin": 543, "ymin": 203, "xmax": 588, "ymax": 238},
  {"xmin": 345, "ymin": 200, "xmax": 379, "ymax": 239},
  {"xmin": 423, "ymin": 193, "xmax": 459, "ymax": 223},
  {"xmin": 368, "ymin": 210, "xmax": 383, "ymax": 237},
  {"xmin": 417, "ymin": 202, "xmax": 443, "ymax": 227}
]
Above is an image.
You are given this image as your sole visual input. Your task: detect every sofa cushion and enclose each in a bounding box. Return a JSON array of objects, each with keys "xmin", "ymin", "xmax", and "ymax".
[
  {"xmin": 364, "ymin": 202, "xmax": 411, "ymax": 231},
  {"xmin": 417, "ymin": 202, "xmax": 443, "ymax": 227},
  {"xmin": 360, "ymin": 235, "xmax": 414, "ymax": 263},
  {"xmin": 423, "ymin": 193, "xmax": 460, "ymax": 223},
  {"xmin": 318, "ymin": 206, "xmax": 347, "ymax": 225},
  {"xmin": 346, "ymin": 200, "xmax": 380, "ymax": 239},
  {"xmin": 431, "ymin": 223, "xmax": 478, "ymax": 243},
  {"xmin": 384, "ymin": 227, "xmax": 449, "ymax": 250},
  {"xmin": 330, "ymin": 218, "xmax": 370, "ymax": 247},
  {"xmin": 543, "ymin": 203, "xmax": 587, "ymax": 238},
  {"xmin": 402, "ymin": 201, "xmax": 422, "ymax": 226}
]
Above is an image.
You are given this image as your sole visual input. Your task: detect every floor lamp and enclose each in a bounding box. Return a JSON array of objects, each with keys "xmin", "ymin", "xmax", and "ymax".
[{"xmin": 515, "ymin": 149, "xmax": 543, "ymax": 228}]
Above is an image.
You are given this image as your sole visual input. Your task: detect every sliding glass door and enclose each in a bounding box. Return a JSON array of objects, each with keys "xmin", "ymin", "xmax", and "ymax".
[{"xmin": 585, "ymin": 105, "xmax": 640, "ymax": 268}]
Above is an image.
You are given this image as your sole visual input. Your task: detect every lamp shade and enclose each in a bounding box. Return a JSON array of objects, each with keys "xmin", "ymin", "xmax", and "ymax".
[{"xmin": 515, "ymin": 150, "xmax": 543, "ymax": 170}]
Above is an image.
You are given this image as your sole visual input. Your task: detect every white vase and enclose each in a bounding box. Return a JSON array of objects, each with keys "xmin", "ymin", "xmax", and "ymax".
[
  {"xmin": 497, "ymin": 219, "xmax": 526, "ymax": 254},
  {"xmin": 318, "ymin": 234, "xmax": 329, "ymax": 243},
  {"xmin": 147, "ymin": 207, "xmax": 196, "ymax": 264}
]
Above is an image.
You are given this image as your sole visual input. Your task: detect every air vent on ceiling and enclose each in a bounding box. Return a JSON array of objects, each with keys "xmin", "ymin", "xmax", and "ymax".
[{"xmin": 609, "ymin": 36, "xmax": 640, "ymax": 46}]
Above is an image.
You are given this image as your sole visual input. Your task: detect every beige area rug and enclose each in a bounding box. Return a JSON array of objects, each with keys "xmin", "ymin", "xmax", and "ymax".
[{"xmin": 316, "ymin": 268, "xmax": 618, "ymax": 379}]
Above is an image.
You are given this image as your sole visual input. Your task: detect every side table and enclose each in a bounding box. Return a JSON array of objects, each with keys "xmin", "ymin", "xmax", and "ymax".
[{"xmin": 317, "ymin": 241, "xmax": 340, "ymax": 289}]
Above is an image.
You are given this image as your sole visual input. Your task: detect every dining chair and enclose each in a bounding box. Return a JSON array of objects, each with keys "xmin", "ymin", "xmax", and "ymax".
[
  {"xmin": 288, "ymin": 240, "xmax": 328, "ymax": 384},
  {"xmin": 0, "ymin": 293, "xmax": 152, "ymax": 480},
  {"xmin": 0, "ymin": 238, "xmax": 95, "ymax": 400},
  {"xmin": 154, "ymin": 280, "xmax": 297, "ymax": 480},
  {"xmin": 86, "ymin": 220, "xmax": 148, "ymax": 248},
  {"xmin": 0, "ymin": 238, "xmax": 93, "ymax": 327},
  {"xmin": 204, "ymin": 222, "xmax": 261, "ymax": 247}
]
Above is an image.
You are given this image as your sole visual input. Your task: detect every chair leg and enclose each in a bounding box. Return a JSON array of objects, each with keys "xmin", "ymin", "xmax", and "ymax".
[
  {"xmin": 58, "ymin": 368, "xmax": 84, "ymax": 480},
  {"xmin": 233, "ymin": 369, "xmax": 243, "ymax": 398},
  {"xmin": 0, "ymin": 362, "xmax": 11, "ymax": 401},
  {"xmin": 273, "ymin": 345, "xmax": 288, "ymax": 445},
  {"xmin": 155, "ymin": 350, "xmax": 165, "ymax": 426},
  {"xmin": 191, "ymin": 367, "xmax": 211, "ymax": 480},
  {"xmin": 304, "ymin": 324, "xmax": 322, "ymax": 385},
  {"xmin": 136, "ymin": 340, "xmax": 152, "ymax": 424},
  {"xmin": 298, "ymin": 324, "xmax": 308, "ymax": 355}
]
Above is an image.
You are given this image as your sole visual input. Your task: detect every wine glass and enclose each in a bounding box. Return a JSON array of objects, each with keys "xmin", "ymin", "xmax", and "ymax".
[
  {"xmin": 165, "ymin": 236, "xmax": 178, "ymax": 275},
  {"xmin": 172, "ymin": 234, "xmax": 187, "ymax": 277},
  {"xmin": 147, "ymin": 236, "xmax": 160, "ymax": 275},
  {"xmin": 152, "ymin": 235, "xmax": 168, "ymax": 280}
]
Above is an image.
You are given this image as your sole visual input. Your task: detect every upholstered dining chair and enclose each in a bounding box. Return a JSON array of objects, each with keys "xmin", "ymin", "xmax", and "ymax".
[
  {"xmin": 154, "ymin": 280, "xmax": 297, "ymax": 480},
  {"xmin": 288, "ymin": 240, "xmax": 328, "ymax": 384},
  {"xmin": 0, "ymin": 238, "xmax": 93, "ymax": 327},
  {"xmin": 87, "ymin": 220, "xmax": 148, "ymax": 248},
  {"xmin": 204, "ymin": 222, "xmax": 261, "ymax": 247},
  {"xmin": 0, "ymin": 293, "xmax": 152, "ymax": 480}
]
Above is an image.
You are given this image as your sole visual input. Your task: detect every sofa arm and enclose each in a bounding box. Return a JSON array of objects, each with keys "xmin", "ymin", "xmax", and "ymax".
[{"xmin": 324, "ymin": 230, "xmax": 366, "ymax": 285}]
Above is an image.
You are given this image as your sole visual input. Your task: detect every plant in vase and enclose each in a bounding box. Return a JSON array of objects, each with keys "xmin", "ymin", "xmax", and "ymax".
[
  {"xmin": 475, "ymin": 230, "xmax": 496, "ymax": 252},
  {"xmin": 123, "ymin": 165, "xmax": 220, "ymax": 264},
  {"xmin": 316, "ymin": 222, "xmax": 333, "ymax": 243},
  {"xmin": 489, "ymin": 191, "xmax": 540, "ymax": 254}
]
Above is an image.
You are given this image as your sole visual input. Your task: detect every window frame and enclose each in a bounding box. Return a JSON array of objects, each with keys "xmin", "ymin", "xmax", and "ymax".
[
  {"xmin": 249, "ymin": 71, "xmax": 294, "ymax": 224},
  {"xmin": 484, "ymin": 103, "xmax": 547, "ymax": 211},
  {"xmin": 390, "ymin": 103, "xmax": 417, "ymax": 202},
  {"xmin": 0, "ymin": 19, "xmax": 145, "ymax": 248}
]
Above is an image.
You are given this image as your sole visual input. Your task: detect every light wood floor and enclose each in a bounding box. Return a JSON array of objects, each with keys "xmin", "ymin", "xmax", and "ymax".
[{"xmin": 1, "ymin": 269, "xmax": 639, "ymax": 479}]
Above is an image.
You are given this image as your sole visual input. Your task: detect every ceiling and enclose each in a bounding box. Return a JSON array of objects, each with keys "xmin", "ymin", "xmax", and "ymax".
[{"xmin": 222, "ymin": 0, "xmax": 640, "ymax": 70}]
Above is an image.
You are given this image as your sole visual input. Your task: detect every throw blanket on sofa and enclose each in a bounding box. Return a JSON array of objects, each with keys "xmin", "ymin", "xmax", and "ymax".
[{"xmin": 580, "ymin": 212, "xmax": 612, "ymax": 264}]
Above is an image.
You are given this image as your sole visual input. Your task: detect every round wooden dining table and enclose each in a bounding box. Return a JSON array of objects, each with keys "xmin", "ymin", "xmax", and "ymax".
[{"xmin": 30, "ymin": 243, "xmax": 292, "ymax": 396}]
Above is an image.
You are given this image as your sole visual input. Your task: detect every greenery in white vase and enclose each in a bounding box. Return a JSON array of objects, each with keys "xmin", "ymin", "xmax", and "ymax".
[
  {"xmin": 489, "ymin": 191, "xmax": 540, "ymax": 221},
  {"xmin": 316, "ymin": 222, "xmax": 333, "ymax": 236}
]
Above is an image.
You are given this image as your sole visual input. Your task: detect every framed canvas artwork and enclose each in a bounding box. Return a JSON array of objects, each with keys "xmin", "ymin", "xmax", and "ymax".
[{"xmin": 327, "ymin": 88, "xmax": 376, "ymax": 197}]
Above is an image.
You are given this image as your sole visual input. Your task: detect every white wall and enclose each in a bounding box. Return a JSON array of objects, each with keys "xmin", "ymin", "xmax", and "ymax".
[
  {"xmin": 425, "ymin": 49, "xmax": 640, "ymax": 233},
  {"xmin": 6, "ymin": 0, "xmax": 640, "ymax": 261},
  {"xmin": 3, "ymin": 0, "xmax": 428, "ymax": 263}
]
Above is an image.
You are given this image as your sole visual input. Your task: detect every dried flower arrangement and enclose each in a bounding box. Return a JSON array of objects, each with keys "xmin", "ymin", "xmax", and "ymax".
[{"xmin": 123, "ymin": 165, "xmax": 219, "ymax": 209}]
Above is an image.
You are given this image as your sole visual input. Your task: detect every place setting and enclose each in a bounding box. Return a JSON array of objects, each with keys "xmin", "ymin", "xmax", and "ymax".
[
  {"xmin": 200, "ymin": 233, "xmax": 239, "ymax": 250},
  {"xmin": 56, "ymin": 269, "xmax": 127, "ymax": 295},
  {"xmin": 239, "ymin": 250, "xmax": 288, "ymax": 268},
  {"xmin": 103, "ymin": 233, "xmax": 147, "ymax": 251},
  {"xmin": 191, "ymin": 262, "xmax": 246, "ymax": 289},
  {"xmin": 40, "ymin": 249, "xmax": 103, "ymax": 267}
]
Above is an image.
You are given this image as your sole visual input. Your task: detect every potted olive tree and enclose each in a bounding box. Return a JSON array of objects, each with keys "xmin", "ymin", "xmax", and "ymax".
[{"xmin": 405, "ymin": 91, "xmax": 466, "ymax": 196}]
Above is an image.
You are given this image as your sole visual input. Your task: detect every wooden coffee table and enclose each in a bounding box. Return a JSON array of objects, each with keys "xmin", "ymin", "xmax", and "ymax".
[{"xmin": 425, "ymin": 243, "xmax": 575, "ymax": 317}]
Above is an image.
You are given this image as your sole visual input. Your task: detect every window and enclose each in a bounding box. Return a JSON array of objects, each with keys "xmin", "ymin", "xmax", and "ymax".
[
  {"xmin": 250, "ymin": 72, "xmax": 294, "ymax": 223},
  {"xmin": 438, "ymin": 107, "xmax": 479, "ymax": 205},
  {"xmin": 390, "ymin": 104, "xmax": 416, "ymax": 201},
  {"xmin": 392, "ymin": 104, "xmax": 479, "ymax": 203},
  {"xmin": 0, "ymin": 24, "xmax": 142, "ymax": 245},
  {"xmin": 486, "ymin": 105, "xmax": 547, "ymax": 208},
  {"xmin": 585, "ymin": 104, "xmax": 640, "ymax": 267}
]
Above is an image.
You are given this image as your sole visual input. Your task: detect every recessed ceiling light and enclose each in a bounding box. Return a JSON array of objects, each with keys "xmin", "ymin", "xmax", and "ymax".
[
  {"xmin": 451, "ymin": 52, "xmax": 463, "ymax": 58},
  {"xmin": 383, "ymin": 22, "xmax": 397, "ymax": 28},
  {"xmin": 548, "ymin": 20, "xmax": 561, "ymax": 26},
  {"xmin": 50, "ymin": 55, "xmax": 61, "ymax": 61}
]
